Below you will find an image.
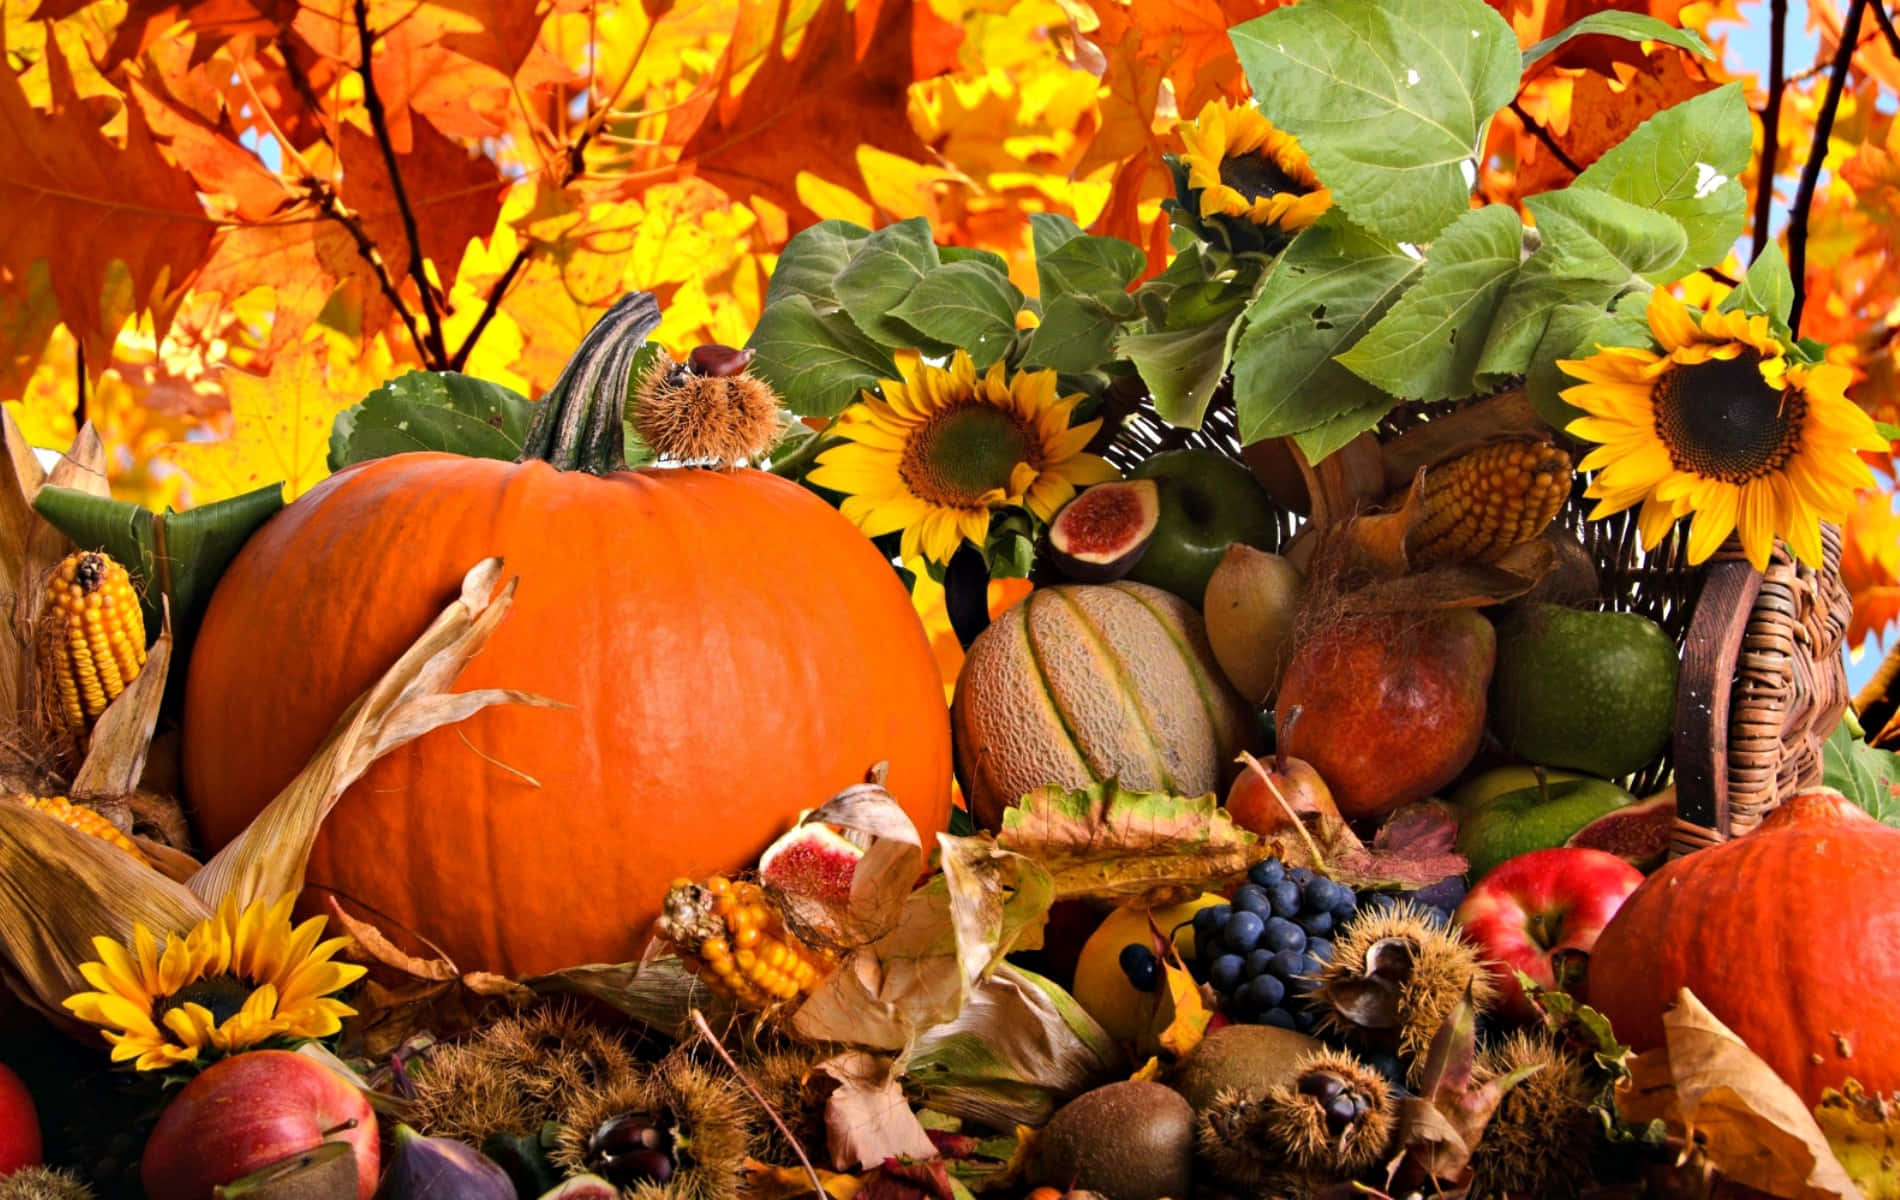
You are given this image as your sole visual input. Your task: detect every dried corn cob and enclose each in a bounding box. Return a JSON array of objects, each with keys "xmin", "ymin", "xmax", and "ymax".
[
  {"xmin": 658, "ymin": 875, "xmax": 835, "ymax": 1009},
  {"xmin": 1407, "ymin": 437, "xmax": 1571, "ymax": 566},
  {"xmin": 13, "ymin": 794, "xmax": 151, "ymax": 866},
  {"xmin": 40, "ymin": 551, "xmax": 147, "ymax": 733}
]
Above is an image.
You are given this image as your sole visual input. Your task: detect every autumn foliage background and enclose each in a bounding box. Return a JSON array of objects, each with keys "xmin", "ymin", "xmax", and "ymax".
[{"xmin": 3, "ymin": 0, "xmax": 1899, "ymax": 653}]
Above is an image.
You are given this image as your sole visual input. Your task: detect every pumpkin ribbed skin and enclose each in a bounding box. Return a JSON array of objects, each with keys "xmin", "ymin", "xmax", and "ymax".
[
  {"xmin": 182, "ymin": 453, "xmax": 952, "ymax": 978},
  {"xmin": 950, "ymin": 581, "xmax": 1254, "ymax": 830},
  {"xmin": 1588, "ymin": 790, "xmax": 1900, "ymax": 1104}
]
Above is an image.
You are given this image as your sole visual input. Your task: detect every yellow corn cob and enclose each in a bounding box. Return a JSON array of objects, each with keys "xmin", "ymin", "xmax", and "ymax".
[
  {"xmin": 40, "ymin": 551, "xmax": 147, "ymax": 733},
  {"xmin": 13, "ymin": 794, "xmax": 151, "ymax": 866},
  {"xmin": 658, "ymin": 875, "xmax": 835, "ymax": 1009},
  {"xmin": 1407, "ymin": 438, "xmax": 1572, "ymax": 567}
]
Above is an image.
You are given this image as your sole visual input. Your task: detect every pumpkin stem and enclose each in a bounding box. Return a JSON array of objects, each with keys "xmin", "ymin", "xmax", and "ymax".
[{"xmin": 519, "ymin": 292, "xmax": 663, "ymax": 474}]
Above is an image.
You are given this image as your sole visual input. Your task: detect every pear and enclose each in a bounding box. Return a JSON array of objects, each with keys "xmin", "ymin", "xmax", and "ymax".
[{"xmin": 1202, "ymin": 544, "xmax": 1303, "ymax": 704}]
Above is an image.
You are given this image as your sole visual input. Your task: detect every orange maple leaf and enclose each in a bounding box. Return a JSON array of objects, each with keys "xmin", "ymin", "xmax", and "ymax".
[
  {"xmin": 0, "ymin": 24, "xmax": 216, "ymax": 371},
  {"xmin": 1843, "ymin": 491, "xmax": 1900, "ymax": 651}
]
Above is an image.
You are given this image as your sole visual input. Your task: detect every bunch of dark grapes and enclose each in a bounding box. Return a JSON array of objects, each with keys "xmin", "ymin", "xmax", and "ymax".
[{"xmin": 1117, "ymin": 859, "xmax": 1359, "ymax": 1031}]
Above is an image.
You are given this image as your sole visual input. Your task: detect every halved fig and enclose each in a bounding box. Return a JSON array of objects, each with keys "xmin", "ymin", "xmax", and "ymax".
[
  {"xmin": 1046, "ymin": 480, "xmax": 1160, "ymax": 582},
  {"xmin": 1564, "ymin": 788, "xmax": 1675, "ymax": 871}
]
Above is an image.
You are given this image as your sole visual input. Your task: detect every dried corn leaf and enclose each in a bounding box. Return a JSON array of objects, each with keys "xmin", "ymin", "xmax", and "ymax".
[
  {"xmin": 69, "ymin": 607, "xmax": 171, "ymax": 799},
  {"xmin": 1617, "ymin": 989, "xmax": 1861, "ymax": 1200},
  {"xmin": 0, "ymin": 557, "xmax": 547, "ymax": 1026},
  {"xmin": 995, "ymin": 780, "xmax": 1261, "ymax": 903},
  {"xmin": 0, "ymin": 409, "xmax": 42, "ymax": 717},
  {"xmin": 0, "ymin": 801, "xmax": 211, "ymax": 1027},
  {"xmin": 189, "ymin": 558, "xmax": 559, "ymax": 910},
  {"xmin": 530, "ymin": 957, "xmax": 740, "ymax": 1036}
]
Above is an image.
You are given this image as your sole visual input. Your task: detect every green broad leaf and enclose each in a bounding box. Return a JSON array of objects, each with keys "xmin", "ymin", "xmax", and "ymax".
[
  {"xmin": 833, "ymin": 217, "xmax": 946, "ymax": 351},
  {"xmin": 1229, "ymin": 0, "xmax": 1520, "ymax": 244},
  {"xmin": 1231, "ymin": 213, "xmax": 1424, "ymax": 446},
  {"xmin": 1338, "ymin": 204, "xmax": 1525, "ymax": 402},
  {"xmin": 1022, "ymin": 295, "xmax": 1123, "ymax": 374},
  {"xmin": 1030, "ymin": 213, "xmax": 1145, "ymax": 317},
  {"xmin": 746, "ymin": 294, "xmax": 899, "ymax": 417},
  {"xmin": 1574, "ymin": 83, "xmax": 1751, "ymax": 279},
  {"xmin": 1525, "ymin": 302, "xmax": 1652, "ymax": 429},
  {"xmin": 1291, "ymin": 397, "xmax": 1396, "ymax": 463},
  {"xmin": 1521, "ymin": 11, "xmax": 1712, "ymax": 71},
  {"xmin": 1718, "ymin": 241, "xmax": 1795, "ymax": 331},
  {"xmin": 889, "ymin": 262, "xmax": 1026, "ymax": 368},
  {"xmin": 764, "ymin": 218, "xmax": 872, "ymax": 308},
  {"xmin": 328, "ymin": 370, "xmax": 534, "ymax": 471},
  {"xmin": 1475, "ymin": 189, "xmax": 1687, "ymax": 383},
  {"xmin": 1118, "ymin": 303, "xmax": 1248, "ymax": 429},
  {"xmin": 1822, "ymin": 715, "xmax": 1900, "ymax": 827},
  {"xmin": 33, "ymin": 483, "xmax": 285, "ymax": 693},
  {"xmin": 941, "ymin": 245, "xmax": 1012, "ymax": 275}
]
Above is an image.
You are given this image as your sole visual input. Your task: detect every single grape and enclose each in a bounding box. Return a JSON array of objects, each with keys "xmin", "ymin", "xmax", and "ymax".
[
  {"xmin": 1193, "ymin": 905, "xmax": 1232, "ymax": 941},
  {"xmin": 1288, "ymin": 866, "xmax": 1314, "ymax": 886},
  {"xmin": 1244, "ymin": 948, "xmax": 1276, "ymax": 979},
  {"xmin": 1262, "ymin": 1007, "xmax": 1297, "ymax": 1029},
  {"xmin": 1232, "ymin": 884, "xmax": 1271, "ymax": 916},
  {"xmin": 1243, "ymin": 972, "xmax": 1285, "ymax": 1009},
  {"xmin": 1267, "ymin": 880, "xmax": 1302, "ymax": 917},
  {"xmin": 1295, "ymin": 910, "xmax": 1334, "ymax": 938},
  {"xmin": 1300, "ymin": 878, "xmax": 1337, "ymax": 912},
  {"xmin": 1262, "ymin": 916, "xmax": 1306, "ymax": 954},
  {"xmin": 1248, "ymin": 858, "xmax": 1286, "ymax": 888},
  {"xmin": 1208, "ymin": 954, "xmax": 1245, "ymax": 994},
  {"xmin": 1328, "ymin": 886, "xmax": 1361, "ymax": 920},
  {"xmin": 1306, "ymin": 937, "xmax": 1334, "ymax": 964},
  {"xmin": 1298, "ymin": 952, "xmax": 1325, "ymax": 979},
  {"xmin": 1118, "ymin": 943, "xmax": 1159, "ymax": 992},
  {"xmin": 1293, "ymin": 1007, "xmax": 1318, "ymax": 1032},
  {"xmin": 1268, "ymin": 948, "xmax": 1306, "ymax": 981},
  {"xmin": 1224, "ymin": 910, "xmax": 1266, "ymax": 952}
]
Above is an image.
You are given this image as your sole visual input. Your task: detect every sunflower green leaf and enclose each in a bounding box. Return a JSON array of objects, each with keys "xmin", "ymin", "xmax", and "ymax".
[{"xmin": 747, "ymin": 294, "xmax": 900, "ymax": 418}]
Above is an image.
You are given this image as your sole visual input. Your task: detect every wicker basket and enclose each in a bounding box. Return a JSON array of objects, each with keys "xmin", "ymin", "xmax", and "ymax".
[{"xmin": 1086, "ymin": 389, "xmax": 1852, "ymax": 855}]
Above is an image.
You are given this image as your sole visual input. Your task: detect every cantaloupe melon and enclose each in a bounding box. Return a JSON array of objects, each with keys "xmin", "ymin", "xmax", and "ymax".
[{"xmin": 951, "ymin": 581, "xmax": 1257, "ymax": 829}]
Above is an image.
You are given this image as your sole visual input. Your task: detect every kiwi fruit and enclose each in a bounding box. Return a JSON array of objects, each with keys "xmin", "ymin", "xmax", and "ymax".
[
  {"xmin": 1166, "ymin": 1023, "xmax": 1324, "ymax": 1111},
  {"xmin": 1035, "ymin": 1081, "xmax": 1194, "ymax": 1200}
]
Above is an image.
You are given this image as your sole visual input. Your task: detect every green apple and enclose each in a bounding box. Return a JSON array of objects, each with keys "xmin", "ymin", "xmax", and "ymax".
[
  {"xmin": 1456, "ymin": 775, "xmax": 1636, "ymax": 882},
  {"xmin": 1450, "ymin": 764, "xmax": 1583, "ymax": 812},
  {"xmin": 1123, "ymin": 450, "xmax": 1280, "ymax": 605}
]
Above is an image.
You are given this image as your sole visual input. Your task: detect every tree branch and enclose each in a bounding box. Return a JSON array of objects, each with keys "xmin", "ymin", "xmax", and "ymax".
[
  {"xmin": 447, "ymin": 247, "xmax": 530, "ymax": 373},
  {"xmin": 354, "ymin": 0, "xmax": 450, "ymax": 369},
  {"xmin": 1509, "ymin": 100, "xmax": 1583, "ymax": 177},
  {"xmin": 1752, "ymin": 0, "xmax": 1788, "ymax": 259},
  {"xmin": 1789, "ymin": 0, "xmax": 1869, "ymax": 335},
  {"xmin": 1873, "ymin": 0, "xmax": 1900, "ymax": 62}
]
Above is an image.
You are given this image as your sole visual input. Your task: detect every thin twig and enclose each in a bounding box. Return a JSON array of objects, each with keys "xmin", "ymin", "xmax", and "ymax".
[
  {"xmin": 1789, "ymin": 0, "xmax": 1870, "ymax": 334},
  {"xmin": 74, "ymin": 340, "xmax": 87, "ymax": 430},
  {"xmin": 1873, "ymin": 0, "xmax": 1900, "ymax": 62},
  {"xmin": 1509, "ymin": 100, "xmax": 1583, "ymax": 176},
  {"xmin": 1701, "ymin": 265, "xmax": 1740, "ymax": 288},
  {"xmin": 689, "ymin": 1009, "xmax": 827, "ymax": 1199},
  {"xmin": 446, "ymin": 247, "xmax": 531, "ymax": 373},
  {"xmin": 1752, "ymin": 0, "xmax": 1789, "ymax": 258},
  {"xmin": 354, "ymin": 0, "xmax": 449, "ymax": 368}
]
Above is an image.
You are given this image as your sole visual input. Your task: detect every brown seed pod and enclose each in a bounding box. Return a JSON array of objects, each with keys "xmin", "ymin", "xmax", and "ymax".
[
  {"xmin": 633, "ymin": 347, "xmax": 783, "ymax": 467},
  {"xmin": 1196, "ymin": 1048, "xmax": 1394, "ymax": 1189},
  {"xmin": 409, "ymin": 1005, "xmax": 639, "ymax": 1143},
  {"xmin": 1468, "ymin": 1030, "xmax": 1600, "ymax": 1200},
  {"xmin": 0, "ymin": 1168, "xmax": 96, "ymax": 1200},
  {"xmin": 554, "ymin": 1052, "xmax": 754, "ymax": 1200},
  {"xmin": 1311, "ymin": 902, "xmax": 1496, "ymax": 1075}
]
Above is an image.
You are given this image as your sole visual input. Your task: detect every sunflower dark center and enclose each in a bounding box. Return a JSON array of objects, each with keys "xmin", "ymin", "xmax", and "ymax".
[
  {"xmin": 1219, "ymin": 149, "xmax": 1307, "ymax": 203},
  {"xmin": 155, "ymin": 976, "xmax": 255, "ymax": 1027},
  {"xmin": 899, "ymin": 403, "xmax": 1037, "ymax": 508},
  {"xmin": 1652, "ymin": 352, "xmax": 1806, "ymax": 483}
]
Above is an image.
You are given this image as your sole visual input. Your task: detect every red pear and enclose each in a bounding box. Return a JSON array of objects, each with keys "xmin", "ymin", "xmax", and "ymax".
[{"xmin": 1275, "ymin": 609, "xmax": 1494, "ymax": 823}]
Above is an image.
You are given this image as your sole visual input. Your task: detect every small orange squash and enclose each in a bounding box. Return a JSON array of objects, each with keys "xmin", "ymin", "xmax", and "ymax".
[
  {"xmin": 182, "ymin": 295, "xmax": 952, "ymax": 978},
  {"xmin": 1588, "ymin": 788, "xmax": 1900, "ymax": 1104}
]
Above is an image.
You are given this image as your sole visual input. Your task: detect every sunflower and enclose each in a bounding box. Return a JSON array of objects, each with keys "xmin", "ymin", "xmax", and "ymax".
[
  {"xmin": 1178, "ymin": 99, "xmax": 1332, "ymax": 235},
  {"xmin": 62, "ymin": 894, "xmax": 365, "ymax": 1071},
  {"xmin": 808, "ymin": 350, "xmax": 1118, "ymax": 564},
  {"xmin": 1559, "ymin": 288, "xmax": 1889, "ymax": 571}
]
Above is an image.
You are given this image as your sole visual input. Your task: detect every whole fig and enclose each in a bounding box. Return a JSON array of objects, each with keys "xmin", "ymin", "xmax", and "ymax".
[{"xmin": 374, "ymin": 1125, "xmax": 514, "ymax": 1200}]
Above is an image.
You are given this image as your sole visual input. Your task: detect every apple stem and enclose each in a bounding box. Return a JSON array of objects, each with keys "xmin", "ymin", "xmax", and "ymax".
[
  {"xmin": 321, "ymin": 1118, "xmax": 360, "ymax": 1137},
  {"xmin": 1240, "ymin": 750, "xmax": 1329, "ymax": 873},
  {"xmin": 1534, "ymin": 764, "xmax": 1550, "ymax": 806},
  {"xmin": 1275, "ymin": 705, "xmax": 1302, "ymax": 774}
]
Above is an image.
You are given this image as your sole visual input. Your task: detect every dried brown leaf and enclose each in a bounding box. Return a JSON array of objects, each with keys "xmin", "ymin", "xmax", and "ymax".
[
  {"xmin": 777, "ymin": 766, "xmax": 924, "ymax": 950},
  {"xmin": 1238, "ymin": 754, "xmax": 1466, "ymax": 890},
  {"xmin": 529, "ymin": 957, "xmax": 738, "ymax": 1036},
  {"xmin": 326, "ymin": 897, "xmax": 458, "ymax": 982},
  {"xmin": 1338, "ymin": 544, "xmax": 1556, "ymax": 615},
  {"xmin": 815, "ymin": 1050, "xmax": 938, "ymax": 1170},
  {"xmin": 0, "ymin": 408, "xmax": 42, "ymax": 718},
  {"xmin": 1617, "ymin": 989, "xmax": 1862, "ymax": 1200},
  {"xmin": 858, "ymin": 1157, "xmax": 953, "ymax": 1200},
  {"xmin": 743, "ymin": 1158, "xmax": 865, "ymax": 1200}
]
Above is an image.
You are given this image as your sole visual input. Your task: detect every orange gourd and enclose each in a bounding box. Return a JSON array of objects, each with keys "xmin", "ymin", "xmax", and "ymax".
[
  {"xmin": 182, "ymin": 295, "xmax": 952, "ymax": 978},
  {"xmin": 1588, "ymin": 788, "xmax": 1900, "ymax": 1104}
]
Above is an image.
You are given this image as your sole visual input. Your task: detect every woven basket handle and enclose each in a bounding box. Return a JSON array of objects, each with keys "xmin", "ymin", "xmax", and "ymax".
[{"xmin": 1671, "ymin": 552, "xmax": 1762, "ymax": 852}]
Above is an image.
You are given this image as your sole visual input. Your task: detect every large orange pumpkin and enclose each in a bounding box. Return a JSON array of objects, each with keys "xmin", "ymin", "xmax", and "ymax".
[
  {"xmin": 182, "ymin": 295, "xmax": 952, "ymax": 978},
  {"xmin": 1588, "ymin": 788, "xmax": 1900, "ymax": 1104}
]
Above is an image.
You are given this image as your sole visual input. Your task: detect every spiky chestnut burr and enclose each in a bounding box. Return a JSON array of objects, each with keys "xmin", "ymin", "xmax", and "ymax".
[
  {"xmin": 633, "ymin": 345, "xmax": 784, "ymax": 467},
  {"xmin": 1196, "ymin": 1048, "xmax": 1394, "ymax": 1191},
  {"xmin": 408, "ymin": 1006, "xmax": 638, "ymax": 1144},
  {"xmin": 1467, "ymin": 1030, "xmax": 1600, "ymax": 1200},
  {"xmin": 554, "ymin": 1053, "xmax": 753, "ymax": 1200},
  {"xmin": 1310, "ymin": 901, "xmax": 1496, "ymax": 1077},
  {"xmin": 0, "ymin": 1169, "xmax": 94, "ymax": 1200}
]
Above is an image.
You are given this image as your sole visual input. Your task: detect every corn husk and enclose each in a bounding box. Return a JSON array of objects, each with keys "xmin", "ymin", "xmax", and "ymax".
[{"xmin": 0, "ymin": 556, "xmax": 553, "ymax": 1032}]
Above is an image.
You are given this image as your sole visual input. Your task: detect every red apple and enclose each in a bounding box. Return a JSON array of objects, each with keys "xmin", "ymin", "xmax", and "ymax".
[
  {"xmin": 1453, "ymin": 846, "xmax": 1644, "ymax": 1023},
  {"xmin": 0, "ymin": 1061, "xmax": 40, "ymax": 1174},
  {"xmin": 141, "ymin": 1050, "xmax": 379, "ymax": 1200}
]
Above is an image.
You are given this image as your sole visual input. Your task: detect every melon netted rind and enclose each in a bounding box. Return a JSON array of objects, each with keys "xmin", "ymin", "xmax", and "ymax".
[{"xmin": 951, "ymin": 581, "xmax": 1255, "ymax": 830}]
